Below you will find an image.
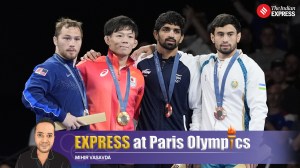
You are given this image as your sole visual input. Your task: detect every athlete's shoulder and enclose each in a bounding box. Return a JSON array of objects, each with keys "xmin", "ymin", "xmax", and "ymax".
[
  {"xmin": 77, "ymin": 56, "xmax": 106, "ymax": 67},
  {"xmin": 32, "ymin": 58, "xmax": 61, "ymax": 77},
  {"xmin": 135, "ymin": 53, "xmax": 153, "ymax": 65},
  {"xmin": 239, "ymin": 52, "xmax": 259, "ymax": 66},
  {"xmin": 238, "ymin": 52, "xmax": 264, "ymax": 73},
  {"xmin": 178, "ymin": 50, "xmax": 212, "ymax": 63}
]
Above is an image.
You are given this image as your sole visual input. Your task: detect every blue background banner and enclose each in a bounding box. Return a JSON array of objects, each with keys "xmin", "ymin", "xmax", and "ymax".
[{"xmin": 52, "ymin": 131, "xmax": 298, "ymax": 164}]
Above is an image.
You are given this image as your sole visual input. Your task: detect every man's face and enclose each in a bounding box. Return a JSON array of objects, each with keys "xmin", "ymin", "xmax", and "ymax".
[
  {"xmin": 35, "ymin": 122, "xmax": 55, "ymax": 154},
  {"xmin": 155, "ymin": 24, "xmax": 183, "ymax": 50},
  {"xmin": 53, "ymin": 26, "xmax": 82, "ymax": 60},
  {"xmin": 211, "ymin": 24, "xmax": 240, "ymax": 55},
  {"xmin": 105, "ymin": 28, "xmax": 137, "ymax": 57}
]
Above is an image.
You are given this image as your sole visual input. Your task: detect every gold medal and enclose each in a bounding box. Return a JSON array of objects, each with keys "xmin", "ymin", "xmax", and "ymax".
[
  {"xmin": 117, "ymin": 111, "xmax": 130, "ymax": 126},
  {"xmin": 214, "ymin": 107, "xmax": 226, "ymax": 120},
  {"xmin": 165, "ymin": 103, "xmax": 173, "ymax": 118}
]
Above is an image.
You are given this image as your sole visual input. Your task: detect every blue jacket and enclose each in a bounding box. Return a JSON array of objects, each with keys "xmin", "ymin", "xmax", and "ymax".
[
  {"xmin": 22, "ymin": 54, "xmax": 87, "ymax": 123},
  {"xmin": 136, "ymin": 51, "xmax": 201, "ymax": 130}
]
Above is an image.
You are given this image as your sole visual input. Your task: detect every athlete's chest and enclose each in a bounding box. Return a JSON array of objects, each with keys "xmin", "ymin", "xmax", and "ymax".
[{"xmin": 201, "ymin": 62, "xmax": 245, "ymax": 93}]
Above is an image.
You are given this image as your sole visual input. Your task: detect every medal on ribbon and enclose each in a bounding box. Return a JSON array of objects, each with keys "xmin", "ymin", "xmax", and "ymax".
[
  {"xmin": 154, "ymin": 51, "xmax": 180, "ymax": 118},
  {"xmin": 106, "ymin": 56, "xmax": 131, "ymax": 126},
  {"xmin": 117, "ymin": 111, "xmax": 130, "ymax": 126},
  {"xmin": 214, "ymin": 106, "xmax": 226, "ymax": 120},
  {"xmin": 213, "ymin": 50, "xmax": 239, "ymax": 120},
  {"xmin": 165, "ymin": 103, "xmax": 173, "ymax": 118}
]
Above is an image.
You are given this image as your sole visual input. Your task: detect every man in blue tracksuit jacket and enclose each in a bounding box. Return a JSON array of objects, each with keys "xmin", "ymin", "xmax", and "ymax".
[
  {"xmin": 22, "ymin": 18, "xmax": 88, "ymax": 131},
  {"xmin": 22, "ymin": 55, "xmax": 86, "ymax": 125}
]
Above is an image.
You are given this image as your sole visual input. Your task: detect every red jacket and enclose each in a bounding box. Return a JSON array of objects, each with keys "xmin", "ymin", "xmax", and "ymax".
[{"xmin": 77, "ymin": 50, "xmax": 144, "ymax": 131}]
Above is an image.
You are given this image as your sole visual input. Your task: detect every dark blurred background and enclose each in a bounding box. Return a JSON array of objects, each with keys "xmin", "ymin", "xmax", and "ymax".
[{"xmin": 1, "ymin": 0, "xmax": 299, "ymax": 167}]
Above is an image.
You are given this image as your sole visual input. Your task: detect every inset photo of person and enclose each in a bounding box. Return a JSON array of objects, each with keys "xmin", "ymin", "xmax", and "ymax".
[{"xmin": 15, "ymin": 118, "xmax": 71, "ymax": 168}]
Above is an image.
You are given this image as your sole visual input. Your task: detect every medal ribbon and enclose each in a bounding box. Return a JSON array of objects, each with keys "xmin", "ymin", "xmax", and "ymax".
[
  {"xmin": 106, "ymin": 56, "xmax": 130, "ymax": 112},
  {"xmin": 54, "ymin": 54, "xmax": 88, "ymax": 113},
  {"xmin": 214, "ymin": 50, "xmax": 239, "ymax": 107},
  {"xmin": 154, "ymin": 51, "xmax": 180, "ymax": 105}
]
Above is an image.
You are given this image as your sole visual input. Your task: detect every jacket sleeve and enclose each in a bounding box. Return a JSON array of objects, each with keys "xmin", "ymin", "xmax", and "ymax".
[
  {"xmin": 76, "ymin": 60, "xmax": 88, "ymax": 87},
  {"xmin": 246, "ymin": 59, "xmax": 268, "ymax": 130},
  {"xmin": 178, "ymin": 51, "xmax": 202, "ymax": 131},
  {"xmin": 21, "ymin": 65, "xmax": 67, "ymax": 122},
  {"xmin": 133, "ymin": 72, "xmax": 145, "ymax": 121},
  {"xmin": 188, "ymin": 55, "xmax": 202, "ymax": 131}
]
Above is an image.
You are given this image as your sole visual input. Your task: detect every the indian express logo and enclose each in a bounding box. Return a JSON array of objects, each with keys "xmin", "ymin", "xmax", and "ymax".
[{"xmin": 257, "ymin": 4, "xmax": 296, "ymax": 18}]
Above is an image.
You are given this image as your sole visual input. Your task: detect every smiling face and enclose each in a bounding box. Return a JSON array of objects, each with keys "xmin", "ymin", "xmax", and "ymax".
[
  {"xmin": 35, "ymin": 122, "xmax": 55, "ymax": 154},
  {"xmin": 105, "ymin": 27, "xmax": 137, "ymax": 58}
]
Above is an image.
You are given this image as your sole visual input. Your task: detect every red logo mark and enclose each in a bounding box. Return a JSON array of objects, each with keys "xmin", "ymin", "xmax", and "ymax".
[{"xmin": 256, "ymin": 4, "xmax": 271, "ymax": 18}]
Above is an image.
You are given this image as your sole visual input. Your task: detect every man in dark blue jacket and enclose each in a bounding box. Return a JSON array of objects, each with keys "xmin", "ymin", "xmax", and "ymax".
[{"xmin": 22, "ymin": 17, "xmax": 87, "ymax": 130}]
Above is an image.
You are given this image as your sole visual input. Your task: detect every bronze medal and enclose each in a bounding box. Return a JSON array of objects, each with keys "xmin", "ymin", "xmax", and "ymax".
[
  {"xmin": 214, "ymin": 107, "xmax": 226, "ymax": 120},
  {"xmin": 117, "ymin": 111, "xmax": 130, "ymax": 126},
  {"xmin": 165, "ymin": 103, "xmax": 173, "ymax": 118}
]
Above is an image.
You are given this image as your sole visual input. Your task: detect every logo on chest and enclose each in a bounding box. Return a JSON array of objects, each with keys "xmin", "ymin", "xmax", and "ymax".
[
  {"xmin": 142, "ymin": 69, "xmax": 151, "ymax": 74},
  {"xmin": 100, "ymin": 69, "xmax": 109, "ymax": 77},
  {"xmin": 175, "ymin": 74, "xmax": 182, "ymax": 83},
  {"xmin": 142, "ymin": 69, "xmax": 151, "ymax": 77},
  {"xmin": 130, "ymin": 76, "xmax": 137, "ymax": 88},
  {"xmin": 231, "ymin": 80, "xmax": 239, "ymax": 89}
]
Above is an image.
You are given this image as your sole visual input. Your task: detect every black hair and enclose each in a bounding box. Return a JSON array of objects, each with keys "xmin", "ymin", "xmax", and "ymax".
[
  {"xmin": 104, "ymin": 15, "xmax": 138, "ymax": 38},
  {"xmin": 208, "ymin": 13, "xmax": 241, "ymax": 34},
  {"xmin": 34, "ymin": 117, "xmax": 55, "ymax": 132},
  {"xmin": 154, "ymin": 11, "xmax": 185, "ymax": 35}
]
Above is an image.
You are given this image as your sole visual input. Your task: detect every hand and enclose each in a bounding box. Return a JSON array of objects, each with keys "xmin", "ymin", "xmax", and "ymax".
[
  {"xmin": 62, "ymin": 113, "xmax": 86, "ymax": 130},
  {"xmin": 80, "ymin": 49, "xmax": 101, "ymax": 61},
  {"xmin": 130, "ymin": 44, "xmax": 156, "ymax": 61}
]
